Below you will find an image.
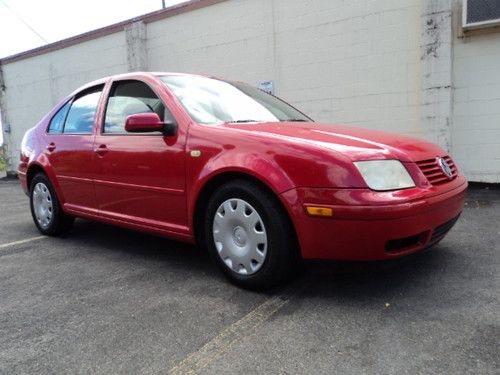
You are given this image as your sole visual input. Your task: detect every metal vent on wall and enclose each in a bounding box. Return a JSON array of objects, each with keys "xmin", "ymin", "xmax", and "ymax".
[{"xmin": 463, "ymin": 0, "xmax": 500, "ymax": 30}]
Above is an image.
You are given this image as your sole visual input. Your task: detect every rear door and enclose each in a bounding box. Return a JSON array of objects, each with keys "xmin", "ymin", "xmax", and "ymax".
[
  {"xmin": 44, "ymin": 85, "xmax": 104, "ymax": 214},
  {"xmin": 92, "ymin": 79, "xmax": 188, "ymax": 233}
]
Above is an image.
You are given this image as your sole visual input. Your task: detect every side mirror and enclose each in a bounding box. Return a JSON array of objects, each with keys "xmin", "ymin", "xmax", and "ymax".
[{"xmin": 125, "ymin": 113, "xmax": 177, "ymax": 136}]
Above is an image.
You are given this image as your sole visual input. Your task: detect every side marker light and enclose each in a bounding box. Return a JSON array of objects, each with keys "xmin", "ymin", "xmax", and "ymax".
[{"xmin": 305, "ymin": 206, "xmax": 333, "ymax": 217}]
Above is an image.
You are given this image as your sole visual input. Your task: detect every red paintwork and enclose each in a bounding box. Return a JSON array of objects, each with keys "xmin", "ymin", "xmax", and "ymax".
[
  {"xmin": 124, "ymin": 113, "xmax": 165, "ymax": 133},
  {"xmin": 19, "ymin": 72, "xmax": 467, "ymax": 260}
]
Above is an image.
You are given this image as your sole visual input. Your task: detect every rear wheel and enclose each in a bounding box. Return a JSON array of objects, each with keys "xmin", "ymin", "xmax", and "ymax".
[
  {"xmin": 30, "ymin": 173, "xmax": 74, "ymax": 236},
  {"xmin": 204, "ymin": 179, "xmax": 297, "ymax": 289}
]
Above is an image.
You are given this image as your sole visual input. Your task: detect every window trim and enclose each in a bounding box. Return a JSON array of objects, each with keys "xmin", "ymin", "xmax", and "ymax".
[
  {"xmin": 101, "ymin": 78, "xmax": 173, "ymax": 137},
  {"xmin": 46, "ymin": 98, "xmax": 73, "ymax": 134}
]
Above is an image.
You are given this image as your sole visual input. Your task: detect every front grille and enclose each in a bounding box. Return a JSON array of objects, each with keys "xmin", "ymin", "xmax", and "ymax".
[
  {"xmin": 416, "ymin": 156, "xmax": 458, "ymax": 185},
  {"xmin": 431, "ymin": 215, "xmax": 460, "ymax": 243}
]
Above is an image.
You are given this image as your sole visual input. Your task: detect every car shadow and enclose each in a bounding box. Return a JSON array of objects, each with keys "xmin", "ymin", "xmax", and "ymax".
[
  {"xmin": 62, "ymin": 219, "xmax": 466, "ymax": 304},
  {"xmin": 281, "ymin": 244, "xmax": 470, "ymax": 313},
  {"xmin": 64, "ymin": 218, "xmax": 216, "ymax": 276}
]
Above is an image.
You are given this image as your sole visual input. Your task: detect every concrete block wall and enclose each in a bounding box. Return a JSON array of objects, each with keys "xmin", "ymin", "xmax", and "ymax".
[
  {"xmin": 421, "ymin": 0, "xmax": 453, "ymax": 151},
  {"xmin": 0, "ymin": 0, "xmax": 498, "ymax": 182},
  {"xmin": 148, "ymin": 0, "xmax": 424, "ymax": 138},
  {"xmin": 0, "ymin": 32, "xmax": 128, "ymax": 170},
  {"xmin": 452, "ymin": 30, "xmax": 500, "ymax": 183},
  {"xmin": 1, "ymin": 0, "xmax": 426, "ymax": 175}
]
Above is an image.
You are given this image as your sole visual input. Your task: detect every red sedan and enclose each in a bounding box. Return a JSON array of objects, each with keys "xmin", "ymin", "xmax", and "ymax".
[{"xmin": 19, "ymin": 72, "xmax": 467, "ymax": 289}]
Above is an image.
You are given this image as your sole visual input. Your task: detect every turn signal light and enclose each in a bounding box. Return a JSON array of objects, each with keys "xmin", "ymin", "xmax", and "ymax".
[{"xmin": 305, "ymin": 206, "xmax": 333, "ymax": 217}]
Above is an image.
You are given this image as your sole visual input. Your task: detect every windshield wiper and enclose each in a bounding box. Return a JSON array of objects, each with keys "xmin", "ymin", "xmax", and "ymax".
[
  {"xmin": 227, "ymin": 119, "xmax": 310, "ymax": 123},
  {"xmin": 227, "ymin": 120, "xmax": 259, "ymax": 123}
]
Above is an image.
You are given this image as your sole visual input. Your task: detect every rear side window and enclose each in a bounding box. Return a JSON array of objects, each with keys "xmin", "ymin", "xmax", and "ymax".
[
  {"xmin": 48, "ymin": 101, "xmax": 71, "ymax": 134},
  {"xmin": 104, "ymin": 80, "xmax": 171, "ymax": 134},
  {"xmin": 63, "ymin": 86, "xmax": 103, "ymax": 134}
]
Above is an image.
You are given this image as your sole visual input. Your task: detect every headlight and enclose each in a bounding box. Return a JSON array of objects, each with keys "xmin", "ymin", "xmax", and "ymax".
[{"xmin": 354, "ymin": 160, "xmax": 415, "ymax": 191}]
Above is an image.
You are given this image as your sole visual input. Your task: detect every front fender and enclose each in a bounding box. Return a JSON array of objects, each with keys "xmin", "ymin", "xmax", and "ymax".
[
  {"xmin": 185, "ymin": 122, "xmax": 367, "ymax": 231},
  {"xmin": 187, "ymin": 150, "xmax": 295, "ymax": 229},
  {"xmin": 196, "ymin": 151, "xmax": 295, "ymax": 194}
]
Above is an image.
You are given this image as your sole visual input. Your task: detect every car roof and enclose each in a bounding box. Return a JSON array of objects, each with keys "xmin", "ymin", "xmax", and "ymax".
[{"xmin": 70, "ymin": 71, "xmax": 231, "ymax": 97}]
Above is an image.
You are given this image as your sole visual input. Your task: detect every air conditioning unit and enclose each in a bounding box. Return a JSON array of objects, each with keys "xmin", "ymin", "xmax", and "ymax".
[{"xmin": 463, "ymin": 0, "xmax": 500, "ymax": 30}]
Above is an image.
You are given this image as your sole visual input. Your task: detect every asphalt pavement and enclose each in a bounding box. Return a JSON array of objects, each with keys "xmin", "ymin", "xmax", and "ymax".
[{"xmin": 0, "ymin": 178, "xmax": 498, "ymax": 374}]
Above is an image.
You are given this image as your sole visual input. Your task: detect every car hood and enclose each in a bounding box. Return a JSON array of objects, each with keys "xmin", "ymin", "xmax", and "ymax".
[{"xmin": 225, "ymin": 122, "xmax": 445, "ymax": 162}]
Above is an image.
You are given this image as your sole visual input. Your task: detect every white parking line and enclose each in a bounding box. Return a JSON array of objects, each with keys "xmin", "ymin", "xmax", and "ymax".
[
  {"xmin": 0, "ymin": 236, "xmax": 46, "ymax": 250},
  {"xmin": 167, "ymin": 291, "xmax": 297, "ymax": 375}
]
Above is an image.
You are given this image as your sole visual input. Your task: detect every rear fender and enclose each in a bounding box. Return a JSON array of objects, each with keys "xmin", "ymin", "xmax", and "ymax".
[{"xmin": 27, "ymin": 155, "xmax": 66, "ymax": 206}]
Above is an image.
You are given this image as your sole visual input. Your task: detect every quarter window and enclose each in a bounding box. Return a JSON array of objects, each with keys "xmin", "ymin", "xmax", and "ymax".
[
  {"xmin": 104, "ymin": 80, "xmax": 171, "ymax": 134},
  {"xmin": 48, "ymin": 101, "xmax": 71, "ymax": 134},
  {"xmin": 63, "ymin": 86, "xmax": 103, "ymax": 134}
]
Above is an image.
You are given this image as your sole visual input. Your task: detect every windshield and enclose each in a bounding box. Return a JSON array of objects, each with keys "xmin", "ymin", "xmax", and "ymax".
[{"xmin": 159, "ymin": 75, "xmax": 312, "ymax": 124}]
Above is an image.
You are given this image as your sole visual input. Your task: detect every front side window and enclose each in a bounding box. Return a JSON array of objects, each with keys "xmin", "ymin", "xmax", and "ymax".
[
  {"xmin": 48, "ymin": 101, "xmax": 71, "ymax": 134},
  {"xmin": 159, "ymin": 75, "xmax": 312, "ymax": 124},
  {"xmin": 104, "ymin": 80, "xmax": 170, "ymax": 134},
  {"xmin": 63, "ymin": 86, "xmax": 103, "ymax": 134}
]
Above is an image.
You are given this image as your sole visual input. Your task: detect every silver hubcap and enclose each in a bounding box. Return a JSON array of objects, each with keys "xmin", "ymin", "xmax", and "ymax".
[
  {"xmin": 213, "ymin": 198, "xmax": 268, "ymax": 275},
  {"xmin": 32, "ymin": 182, "xmax": 53, "ymax": 229}
]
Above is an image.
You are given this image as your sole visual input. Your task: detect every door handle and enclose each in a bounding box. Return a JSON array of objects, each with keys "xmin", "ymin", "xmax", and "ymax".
[
  {"xmin": 95, "ymin": 144, "xmax": 108, "ymax": 156},
  {"xmin": 46, "ymin": 143, "xmax": 56, "ymax": 152}
]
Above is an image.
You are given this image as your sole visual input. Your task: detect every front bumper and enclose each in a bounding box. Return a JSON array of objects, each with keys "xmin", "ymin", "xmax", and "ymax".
[{"xmin": 280, "ymin": 178, "xmax": 467, "ymax": 260}]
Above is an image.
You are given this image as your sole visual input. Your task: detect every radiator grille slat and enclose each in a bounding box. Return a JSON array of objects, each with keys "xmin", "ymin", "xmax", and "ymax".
[{"xmin": 416, "ymin": 156, "xmax": 458, "ymax": 186}]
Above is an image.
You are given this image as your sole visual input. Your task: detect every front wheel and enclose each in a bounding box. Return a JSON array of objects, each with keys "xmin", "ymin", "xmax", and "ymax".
[
  {"xmin": 204, "ymin": 180, "xmax": 298, "ymax": 290},
  {"xmin": 30, "ymin": 173, "xmax": 74, "ymax": 236}
]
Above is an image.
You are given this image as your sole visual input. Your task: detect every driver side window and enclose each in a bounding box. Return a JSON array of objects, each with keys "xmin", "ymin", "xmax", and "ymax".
[{"xmin": 104, "ymin": 80, "xmax": 173, "ymax": 134}]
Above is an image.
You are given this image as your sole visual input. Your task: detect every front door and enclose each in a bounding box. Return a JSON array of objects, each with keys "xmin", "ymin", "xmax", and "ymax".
[{"xmin": 93, "ymin": 79, "xmax": 187, "ymax": 233}]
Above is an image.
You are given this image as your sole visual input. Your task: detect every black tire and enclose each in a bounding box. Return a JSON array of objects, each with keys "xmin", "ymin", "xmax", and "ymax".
[
  {"xmin": 204, "ymin": 179, "xmax": 298, "ymax": 290},
  {"xmin": 29, "ymin": 173, "xmax": 74, "ymax": 236}
]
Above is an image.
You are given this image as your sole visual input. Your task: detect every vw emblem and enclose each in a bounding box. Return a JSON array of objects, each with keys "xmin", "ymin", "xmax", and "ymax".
[{"xmin": 437, "ymin": 157, "xmax": 453, "ymax": 179}]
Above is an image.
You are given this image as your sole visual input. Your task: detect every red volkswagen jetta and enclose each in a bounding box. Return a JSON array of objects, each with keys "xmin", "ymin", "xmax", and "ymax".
[{"xmin": 19, "ymin": 72, "xmax": 467, "ymax": 288}]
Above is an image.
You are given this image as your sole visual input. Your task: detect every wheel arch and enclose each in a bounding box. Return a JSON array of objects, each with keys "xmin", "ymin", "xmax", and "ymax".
[
  {"xmin": 192, "ymin": 171, "xmax": 300, "ymax": 259},
  {"xmin": 26, "ymin": 162, "xmax": 65, "ymax": 206},
  {"xmin": 26, "ymin": 163, "xmax": 46, "ymax": 189}
]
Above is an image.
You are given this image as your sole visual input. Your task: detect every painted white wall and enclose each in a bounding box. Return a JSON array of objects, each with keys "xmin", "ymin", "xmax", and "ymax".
[
  {"xmin": 452, "ymin": 31, "xmax": 500, "ymax": 183},
  {"xmin": 148, "ymin": 0, "xmax": 423, "ymax": 136},
  {"xmin": 1, "ymin": 32, "xmax": 128, "ymax": 169},
  {"xmin": 1, "ymin": 0, "xmax": 499, "ymax": 183}
]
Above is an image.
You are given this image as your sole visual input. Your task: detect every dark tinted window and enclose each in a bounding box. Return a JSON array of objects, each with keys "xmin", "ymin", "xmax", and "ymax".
[
  {"xmin": 104, "ymin": 80, "xmax": 171, "ymax": 134},
  {"xmin": 63, "ymin": 86, "xmax": 103, "ymax": 134},
  {"xmin": 48, "ymin": 101, "xmax": 71, "ymax": 134}
]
